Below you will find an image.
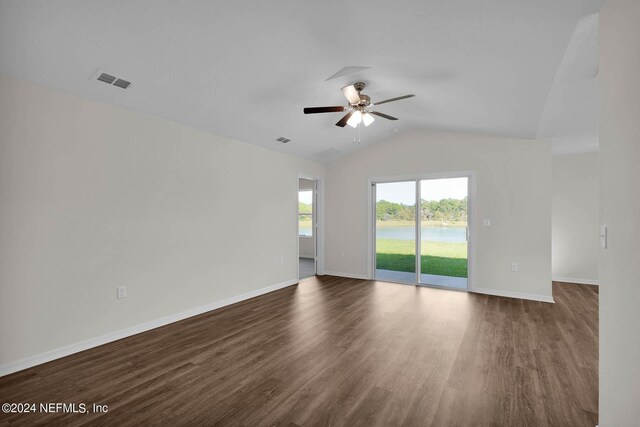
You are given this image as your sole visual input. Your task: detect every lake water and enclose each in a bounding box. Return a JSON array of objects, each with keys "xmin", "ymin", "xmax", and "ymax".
[
  {"xmin": 377, "ymin": 225, "xmax": 466, "ymax": 243},
  {"xmin": 299, "ymin": 224, "xmax": 312, "ymax": 236}
]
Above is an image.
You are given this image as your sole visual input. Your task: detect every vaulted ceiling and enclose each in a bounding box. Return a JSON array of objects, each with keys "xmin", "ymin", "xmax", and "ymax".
[{"xmin": 0, "ymin": 0, "xmax": 603, "ymax": 160}]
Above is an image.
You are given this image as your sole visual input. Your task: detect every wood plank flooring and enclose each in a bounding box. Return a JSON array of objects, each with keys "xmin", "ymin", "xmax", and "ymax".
[{"xmin": 0, "ymin": 277, "xmax": 598, "ymax": 426}]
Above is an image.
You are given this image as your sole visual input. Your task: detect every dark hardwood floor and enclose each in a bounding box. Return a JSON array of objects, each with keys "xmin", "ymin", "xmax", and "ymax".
[{"xmin": 0, "ymin": 277, "xmax": 598, "ymax": 426}]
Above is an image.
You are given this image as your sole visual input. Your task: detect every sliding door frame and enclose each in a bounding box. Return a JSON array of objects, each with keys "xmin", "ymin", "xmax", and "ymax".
[{"xmin": 367, "ymin": 171, "xmax": 476, "ymax": 292}]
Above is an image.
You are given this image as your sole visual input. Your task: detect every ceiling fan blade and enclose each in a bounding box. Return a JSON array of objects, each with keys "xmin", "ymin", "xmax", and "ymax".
[
  {"xmin": 341, "ymin": 85, "xmax": 362, "ymax": 105},
  {"xmin": 335, "ymin": 112, "xmax": 354, "ymax": 127},
  {"xmin": 303, "ymin": 106, "xmax": 345, "ymax": 114},
  {"xmin": 372, "ymin": 94, "xmax": 415, "ymax": 106},
  {"xmin": 370, "ymin": 111, "xmax": 399, "ymax": 121}
]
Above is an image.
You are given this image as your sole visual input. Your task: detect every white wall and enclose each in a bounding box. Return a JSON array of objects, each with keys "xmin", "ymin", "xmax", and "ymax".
[
  {"xmin": 298, "ymin": 178, "xmax": 315, "ymax": 258},
  {"xmin": 299, "ymin": 238, "xmax": 314, "ymax": 259},
  {"xmin": 0, "ymin": 74, "xmax": 324, "ymax": 371},
  {"xmin": 599, "ymin": 0, "xmax": 640, "ymax": 424},
  {"xmin": 325, "ymin": 130, "xmax": 553, "ymax": 301},
  {"xmin": 551, "ymin": 152, "xmax": 599, "ymax": 284}
]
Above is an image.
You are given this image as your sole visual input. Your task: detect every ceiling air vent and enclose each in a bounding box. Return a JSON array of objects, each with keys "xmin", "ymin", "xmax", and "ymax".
[
  {"xmin": 113, "ymin": 78, "xmax": 132, "ymax": 89},
  {"xmin": 93, "ymin": 70, "xmax": 132, "ymax": 90},
  {"xmin": 276, "ymin": 137, "xmax": 291, "ymax": 143},
  {"xmin": 97, "ymin": 73, "xmax": 116, "ymax": 84}
]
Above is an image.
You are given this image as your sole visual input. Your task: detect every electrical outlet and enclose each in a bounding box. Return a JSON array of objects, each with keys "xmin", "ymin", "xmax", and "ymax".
[
  {"xmin": 482, "ymin": 219, "xmax": 491, "ymax": 227},
  {"xmin": 340, "ymin": 250, "xmax": 345, "ymax": 258},
  {"xmin": 511, "ymin": 263, "xmax": 519, "ymax": 272},
  {"xmin": 279, "ymin": 256, "xmax": 284, "ymax": 265},
  {"xmin": 117, "ymin": 286, "xmax": 127, "ymax": 299}
]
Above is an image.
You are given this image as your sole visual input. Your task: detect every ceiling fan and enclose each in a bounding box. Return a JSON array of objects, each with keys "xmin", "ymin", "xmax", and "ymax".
[{"xmin": 303, "ymin": 82, "xmax": 415, "ymax": 128}]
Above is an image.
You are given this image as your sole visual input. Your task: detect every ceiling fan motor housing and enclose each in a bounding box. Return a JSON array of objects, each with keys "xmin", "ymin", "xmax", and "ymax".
[
  {"xmin": 358, "ymin": 94, "xmax": 371, "ymax": 107},
  {"xmin": 352, "ymin": 82, "xmax": 370, "ymax": 106}
]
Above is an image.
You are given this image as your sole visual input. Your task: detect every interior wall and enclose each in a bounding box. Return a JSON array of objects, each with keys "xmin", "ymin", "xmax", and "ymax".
[
  {"xmin": 0, "ymin": 74, "xmax": 325, "ymax": 370},
  {"xmin": 551, "ymin": 152, "xmax": 599, "ymax": 284},
  {"xmin": 325, "ymin": 129, "xmax": 553, "ymax": 301},
  {"xmin": 298, "ymin": 178, "xmax": 315, "ymax": 258},
  {"xmin": 298, "ymin": 239, "xmax": 314, "ymax": 258},
  {"xmin": 599, "ymin": 0, "xmax": 640, "ymax": 424}
]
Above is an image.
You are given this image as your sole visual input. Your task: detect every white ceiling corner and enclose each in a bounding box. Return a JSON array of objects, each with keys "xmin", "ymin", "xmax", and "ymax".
[{"xmin": 538, "ymin": 12, "xmax": 600, "ymax": 155}]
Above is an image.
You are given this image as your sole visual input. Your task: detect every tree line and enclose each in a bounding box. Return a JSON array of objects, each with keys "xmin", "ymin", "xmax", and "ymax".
[
  {"xmin": 376, "ymin": 198, "xmax": 468, "ymax": 222},
  {"xmin": 299, "ymin": 202, "xmax": 312, "ymax": 214}
]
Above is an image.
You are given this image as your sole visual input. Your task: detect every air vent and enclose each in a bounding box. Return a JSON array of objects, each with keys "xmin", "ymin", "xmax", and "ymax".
[
  {"xmin": 113, "ymin": 79, "xmax": 131, "ymax": 89},
  {"xmin": 276, "ymin": 137, "xmax": 291, "ymax": 143},
  {"xmin": 93, "ymin": 70, "xmax": 132, "ymax": 90},
  {"xmin": 97, "ymin": 73, "xmax": 116, "ymax": 84}
]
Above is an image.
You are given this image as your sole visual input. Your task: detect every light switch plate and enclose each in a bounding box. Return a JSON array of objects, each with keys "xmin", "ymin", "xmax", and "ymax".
[{"xmin": 600, "ymin": 225, "xmax": 608, "ymax": 249}]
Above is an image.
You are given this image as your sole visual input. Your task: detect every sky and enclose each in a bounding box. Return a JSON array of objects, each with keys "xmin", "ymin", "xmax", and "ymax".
[
  {"xmin": 376, "ymin": 177, "xmax": 468, "ymax": 205},
  {"xmin": 299, "ymin": 189, "xmax": 312, "ymax": 205}
]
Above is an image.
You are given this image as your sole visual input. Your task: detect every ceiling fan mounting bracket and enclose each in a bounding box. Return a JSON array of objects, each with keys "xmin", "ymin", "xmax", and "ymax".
[{"xmin": 353, "ymin": 81, "xmax": 366, "ymax": 92}]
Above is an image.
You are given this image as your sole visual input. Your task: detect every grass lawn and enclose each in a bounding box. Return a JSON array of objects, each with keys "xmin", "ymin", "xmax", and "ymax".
[
  {"xmin": 376, "ymin": 220, "xmax": 468, "ymax": 228},
  {"xmin": 376, "ymin": 238, "xmax": 468, "ymax": 278}
]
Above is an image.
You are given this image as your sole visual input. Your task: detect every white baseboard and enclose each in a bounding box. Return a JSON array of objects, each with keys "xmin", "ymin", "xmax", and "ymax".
[
  {"xmin": 0, "ymin": 278, "xmax": 298, "ymax": 377},
  {"xmin": 552, "ymin": 276, "xmax": 599, "ymax": 286},
  {"xmin": 323, "ymin": 273, "xmax": 554, "ymax": 304},
  {"xmin": 473, "ymin": 287, "xmax": 555, "ymax": 303},
  {"xmin": 323, "ymin": 271, "xmax": 369, "ymax": 280}
]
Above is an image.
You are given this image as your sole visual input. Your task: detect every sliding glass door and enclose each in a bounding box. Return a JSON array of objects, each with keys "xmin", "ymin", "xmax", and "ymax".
[
  {"xmin": 419, "ymin": 178, "xmax": 468, "ymax": 290},
  {"xmin": 373, "ymin": 176, "xmax": 470, "ymax": 290},
  {"xmin": 374, "ymin": 181, "xmax": 417, "ymax": 284}
]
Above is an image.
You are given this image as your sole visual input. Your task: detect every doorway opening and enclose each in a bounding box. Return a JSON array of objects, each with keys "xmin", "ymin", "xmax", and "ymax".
[
  {"xmin": 298, "ymin": 178, "xmax": 317, "ymax": 279},
  {"xmin": 372, "ymin": 174, "xmax": 472, "ymax": 291}
]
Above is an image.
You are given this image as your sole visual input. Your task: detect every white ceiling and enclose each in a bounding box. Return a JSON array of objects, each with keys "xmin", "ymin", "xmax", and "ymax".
[{"xmin": 0, "ymin": 0, "xmax": 604, "ymax": 160}]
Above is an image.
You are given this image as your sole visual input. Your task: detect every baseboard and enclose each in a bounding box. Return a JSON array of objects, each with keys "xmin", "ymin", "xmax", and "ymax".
[
  {"xmin": 552, "ymin": 276, "xmax": 599, "ymax": 286},
  {"xmin": 473, "ymin": 287, "xmax": 555, "ymax": 303},
  {"xmin": 322, "ymin": 273, "xmax": 554, "ymax": 303},
  {"xmin": 0, "ymin": 278, "xmax": 299, "ymax": 377},
  {"xmin": 323, "ymin": 271, "xmax": 369, "ymax": 280}
]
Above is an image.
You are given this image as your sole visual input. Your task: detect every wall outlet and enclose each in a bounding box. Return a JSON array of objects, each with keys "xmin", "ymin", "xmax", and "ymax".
[
  {"xmin": 117, "ymin": 286, "xmax": 127, "ymax": 299},
  {"xmin": 279, "ymin": 256, "xmax": 284, "ymax": 265},
  {"xmin": 482, "ymin": 219, "xmax": 491, "ymax": 227},
  {"xmin": 511, "ymin": 263, "xmax": 519, "ymax": 272},
  {"xmin": 340, "ymin": 250, "xmax": 345, "ymax": 258}
]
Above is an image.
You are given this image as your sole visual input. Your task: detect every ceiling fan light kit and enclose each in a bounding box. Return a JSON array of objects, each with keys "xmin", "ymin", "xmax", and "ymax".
[
  {"xmin": 362, "ymin": 112, "xmax": 375, "ymax": 126},
  {"xmin": 347, "ymin": 110, "xmax": 363, "ymax": 128},
  {"xmin": 303, "ymin": 81, "xmax": 415, "ymax": 133}
]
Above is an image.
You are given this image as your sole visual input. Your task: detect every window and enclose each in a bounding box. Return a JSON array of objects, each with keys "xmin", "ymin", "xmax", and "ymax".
[{"xmin": 299, "ymin": 190, "xmax": 313, "ymax": 237}]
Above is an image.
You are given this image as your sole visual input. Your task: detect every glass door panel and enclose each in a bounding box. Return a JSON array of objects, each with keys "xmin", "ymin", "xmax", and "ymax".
[
  {"xmin": 419, "ymin": 177, "xmax": 469, "ymax": 290},
  {"xmin": 374, "ymin": 181, "xmax": 417, "ymax": 284}
]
